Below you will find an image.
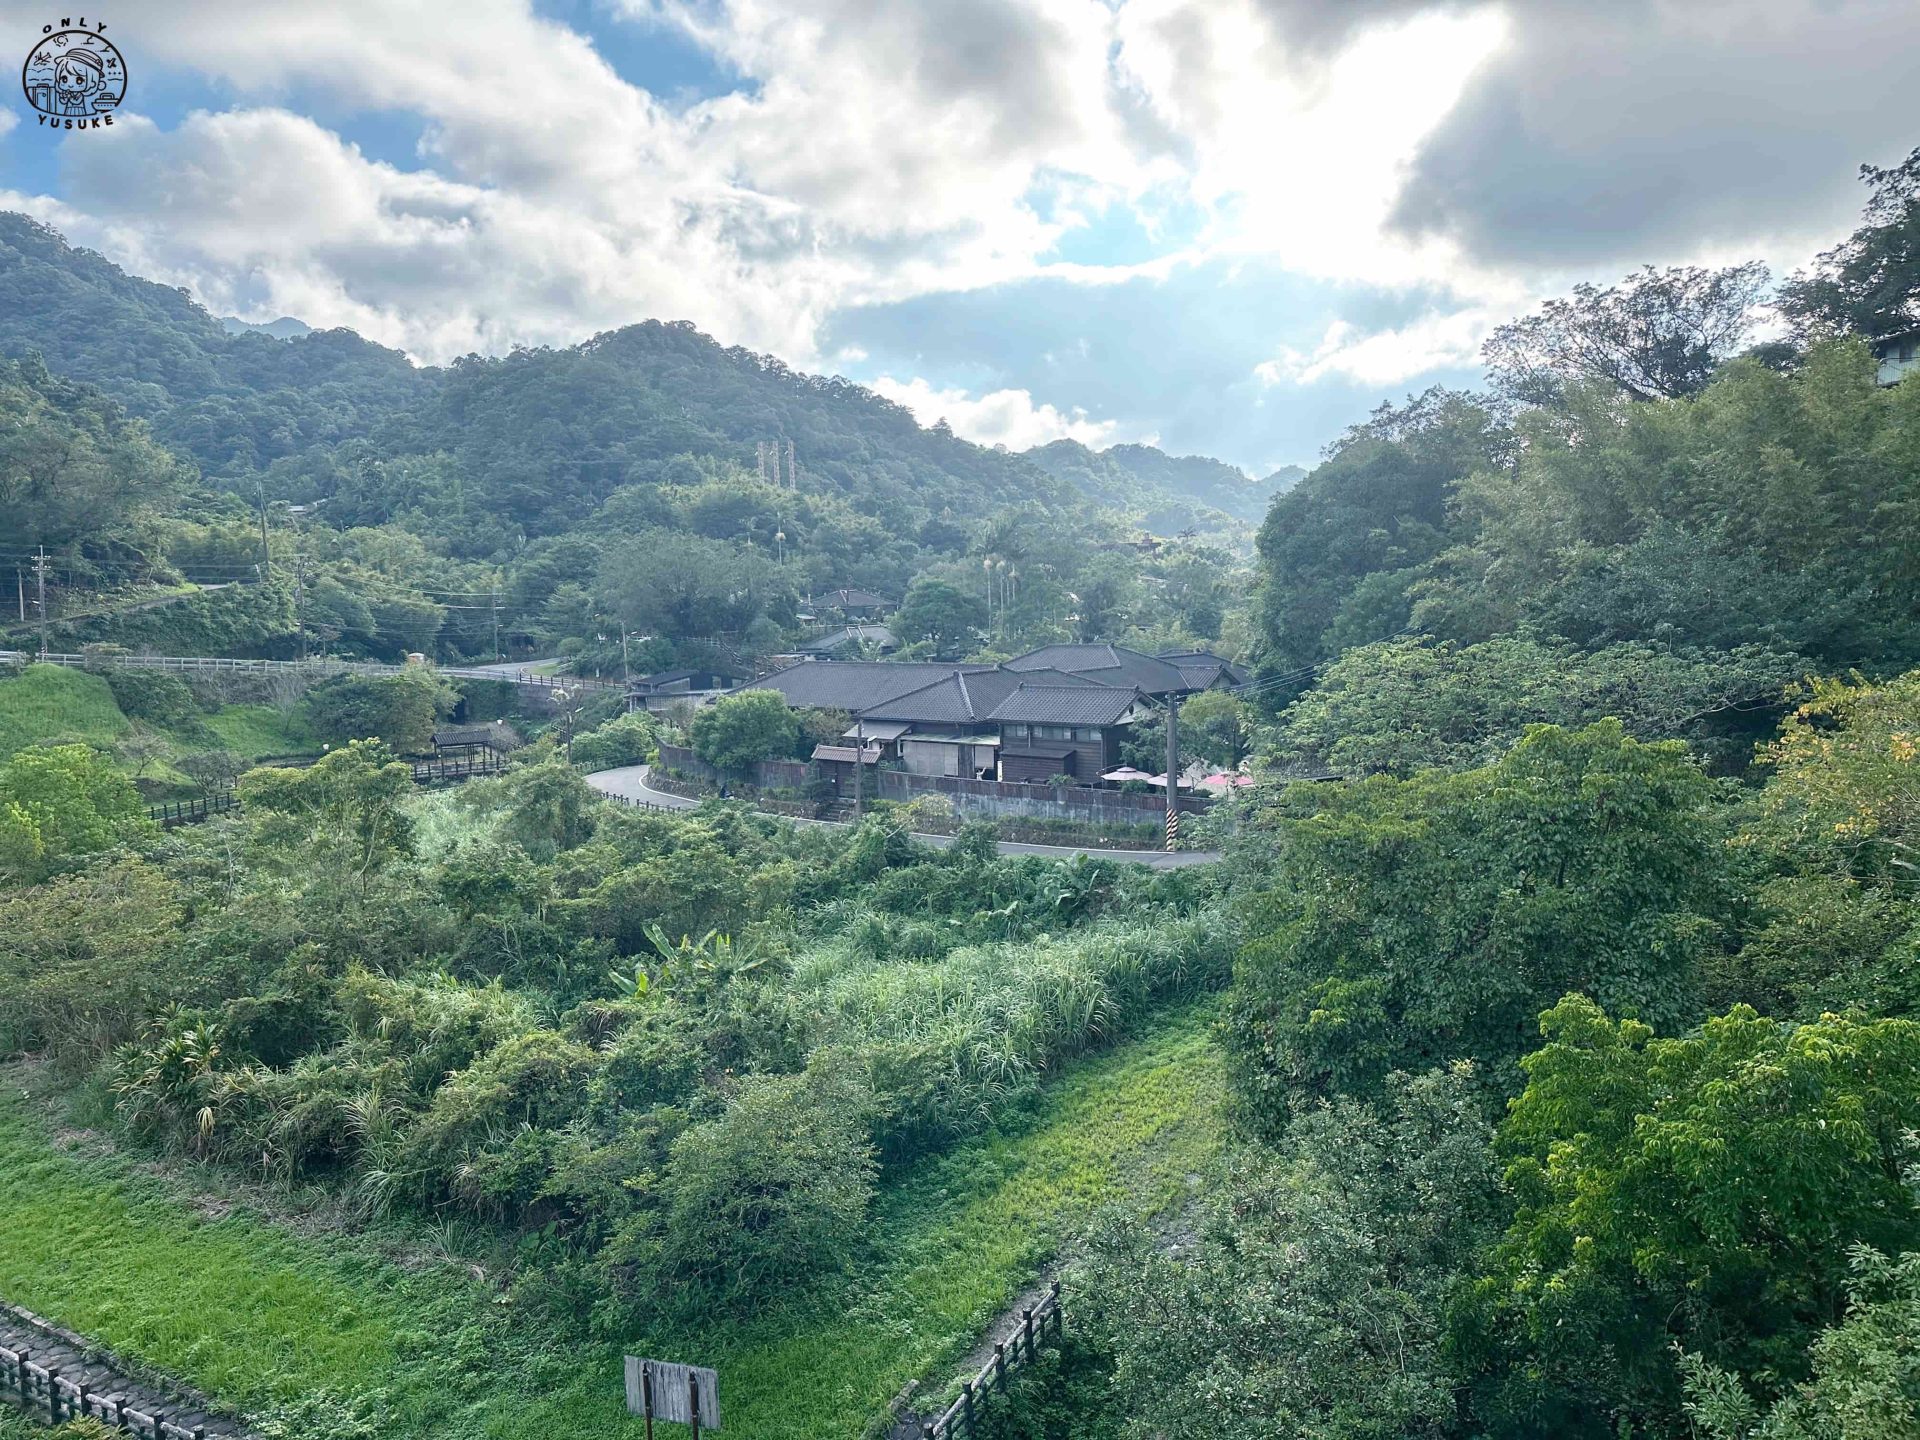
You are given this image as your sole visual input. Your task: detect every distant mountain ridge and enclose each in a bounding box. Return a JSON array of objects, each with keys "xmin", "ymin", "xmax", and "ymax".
[
  {"xmin": 1023, "ymin": 438, "xmax": 1304, "ymax": 530},
  {"xmin": 219, "ymin": 314, "xmax": 314, "ymax": 340},
  {"xmin": 0, "ymin": 211, "xmax": 1295, "ymax": 560}
]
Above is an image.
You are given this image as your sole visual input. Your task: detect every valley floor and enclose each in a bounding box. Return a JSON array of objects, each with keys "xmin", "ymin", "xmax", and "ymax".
[{"xmin": 0, "ymin": 1006, "xmax": 1221, "ymax": 1439}]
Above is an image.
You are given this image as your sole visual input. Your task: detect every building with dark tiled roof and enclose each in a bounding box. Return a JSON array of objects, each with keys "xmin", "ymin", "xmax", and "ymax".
[
  {"xmin": 793, "ymin": 624, "xmax": 898, "ymax": 656},
  {"xmin": 1156, "ymin": 649, "xmax": 1251, "ymax": 690},
  {"xmin": 734, "ymin": 640, "xmax": 1240, "ymax": 784},
  {"xmin": 1003, "ymin": 642, "xmax": 1194, "ymax": 695}
]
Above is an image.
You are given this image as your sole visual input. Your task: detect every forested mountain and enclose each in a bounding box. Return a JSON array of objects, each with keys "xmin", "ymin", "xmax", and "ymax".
[
  {"xmin": 0, "ymin": 213, "xmax": 428, "ymax": 475},
  {"xmin": 1024, "ymin": 438, "xmax": 1297, "ymax": 532},
  {"xmin": 0, "ymin": 213, "xmax": 1253, "ymax": 669}
]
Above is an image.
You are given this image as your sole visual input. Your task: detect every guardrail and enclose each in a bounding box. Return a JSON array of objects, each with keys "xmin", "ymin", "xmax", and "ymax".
[{"xmin": 19, "ymin": 652, "xmax": 623, "ymax": 692}]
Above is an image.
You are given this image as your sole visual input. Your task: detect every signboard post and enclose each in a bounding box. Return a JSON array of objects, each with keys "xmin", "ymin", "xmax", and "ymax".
[{"xmin": 625, "ymin": 1357, "xmax": 721, "ymax": 1435}]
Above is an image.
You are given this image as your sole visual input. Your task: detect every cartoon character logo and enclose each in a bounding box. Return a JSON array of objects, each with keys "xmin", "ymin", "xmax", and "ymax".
[{"xmin": 21, "ymin": 23, "xmax": 126, "ymax": 128}]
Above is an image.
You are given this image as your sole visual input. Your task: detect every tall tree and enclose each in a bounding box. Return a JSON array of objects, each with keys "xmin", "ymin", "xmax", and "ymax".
[
  {"xmin": 1780, "ymin": 145, "xmax": 1920, "ymax": 343},
  {"xmin": 1484, "ymin": 263, "xmax": 1771, "ymax": 404}
]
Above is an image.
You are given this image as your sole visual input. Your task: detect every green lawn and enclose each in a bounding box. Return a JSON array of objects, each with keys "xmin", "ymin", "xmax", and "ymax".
[
  {"xmin": 0, "ymin": 664, "xmax": 128, "ymax": 760},
  {"xmin": 0, "ymin": 1009, "xmax": 1221, "ymax": 1439}
]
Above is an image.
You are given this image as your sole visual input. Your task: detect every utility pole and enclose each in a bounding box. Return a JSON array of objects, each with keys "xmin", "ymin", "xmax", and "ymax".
[
  {"xmin": 15, "ymin": 567, "xmax": 23, "ymax": 623},
  {"xmin": 490, "ymin": 588, "xmax": 502, "ymax": 662},
  {"xmin": 1164, "ymin": 694, "xmax": 1180, "ymax": 853},
  {"xmin": 257, "ymin": 487, "xmax": 272, "ymax": 579},
  {"xmin": 32, "ymin": 546, "xmax": 49, "ymax": 659},
  {"xmin": 293, "ymin": 553, "xmax": 309, "ymax": 662},
  {"xmin": 619, "ymin": 628, "xmax": 635, "ymax": 710},
  {"xmin": 852, "ymin": 715, "xmax": 865, "ymax": 819}
]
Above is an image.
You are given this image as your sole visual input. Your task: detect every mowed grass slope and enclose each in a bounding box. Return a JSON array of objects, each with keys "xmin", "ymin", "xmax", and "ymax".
[{"xmin": 0, "ymin": 1007, "xmax": 1223, "ymax": 1439}]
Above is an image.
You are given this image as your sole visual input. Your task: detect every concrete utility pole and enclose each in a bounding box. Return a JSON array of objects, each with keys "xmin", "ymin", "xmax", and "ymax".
[
  {"xmin": 257, "ymin": 487, "xmax": 272, "ymax": 579},
  {"xmin": 1164, "ymin": 695, "xmax": 1179, "ymax": 853},
  {"xmin": 15, "ymin": 568, "xmax": 24, "ymax": 623},
  {"xmin": 490, "ymin": 587, "xmax": 502, "ymax": 661},
  {"xmin": 293, "ymin": 553, "xmax": 309, "ymax": 662},
  {"xmin": 852, "ymin": 716, "xmax": 865, "ymax": 818},
  {"xmin": 33, "ymin": 546, "xmax": 49, "ymax": 659}
]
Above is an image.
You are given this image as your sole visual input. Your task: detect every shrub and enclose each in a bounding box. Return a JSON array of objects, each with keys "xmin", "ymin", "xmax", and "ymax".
[
  {"xmin": 569, "ymin": 709, "xmax": 658, "ymax": 771},
  {"xmin": 689, "ymin": 690, "xmax": 798, "ymax": 776},
  {"xmin": 653, "ymin": 1070, "xmax": 875, "ymax": 1308},
  {"xmin": 101, "ymin": 666, "xmax": 201, "ymax": 729}
]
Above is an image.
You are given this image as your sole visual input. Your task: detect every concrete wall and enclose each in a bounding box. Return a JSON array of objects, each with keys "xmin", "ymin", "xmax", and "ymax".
[
  {"xmin": 872, "ymin": 769, "xmax": 1208, "ymax": 824},
  {"xmin": 655, "ymin": 742, "xmax": 1209, "ymax": 823}
]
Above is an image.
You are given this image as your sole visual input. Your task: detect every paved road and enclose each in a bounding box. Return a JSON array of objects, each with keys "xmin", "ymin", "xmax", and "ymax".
[{"xmin": 585, "ymin": 765, "xmax": 1219, "ymax": 869}]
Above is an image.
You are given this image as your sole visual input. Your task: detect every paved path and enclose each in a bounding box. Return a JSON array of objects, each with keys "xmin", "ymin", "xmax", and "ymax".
[
  {"xmin": 1, "ymin": 1298, "xmax": 250, "ymax": 1437},
  {"xmin": 585, "ymin": 765, "xmax": 1219, "ymax": 869}
]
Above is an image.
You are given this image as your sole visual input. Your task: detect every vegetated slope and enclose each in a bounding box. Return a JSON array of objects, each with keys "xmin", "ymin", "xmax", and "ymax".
[
  {"xmin": 1025, "ymin": 439, "xmax": 1285, "ymax": 533},
  {"xmin": 367, "ymin": 321, "xmax": 1084, "ymax": 544},
  {"xmin": 0, "ymin": 213, "xmax": 427, "ymax": 475},
  {"xmin": 0, "ymin": 1008, "xmax": 1221, "ymax": 1440},
  {"xmin": 0, "ymin": 212, "xmax": 1084, "ymax": 547},
  {"xmin": 0, "ymin": 664, "xmax": 128, "ymax": 759}
]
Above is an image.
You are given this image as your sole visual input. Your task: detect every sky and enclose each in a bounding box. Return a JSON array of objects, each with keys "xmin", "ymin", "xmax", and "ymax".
[{"xmin": 0, "ymin": 0, "xmax": 1914, "ymax": 475}]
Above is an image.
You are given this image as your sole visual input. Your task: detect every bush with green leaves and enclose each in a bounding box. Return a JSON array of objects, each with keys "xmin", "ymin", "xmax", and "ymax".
[
  {"xmin": 1456, "ymin": 996, "xmax": 1920, "ymax": 1437},
  {"xmin": 620, "ymin": 1069, "xmax": 876, "ymax": 1311},
  {"xmin": 1226, "ymin": 720, "xmax": 1721, "ymax": 1131},
  {"xmin": 0, "ymin": 741, "xmax": 151, "ymax": 881},
  {"xmin": 688, "ymin": 688, "xmax": 799, "ymax": 775},
  {"xmin": 567, "ymin": 708, "xmax": 658, "ymax": 771},
  {"xmin": 303, "ymin": 668, "xmax": 455, "ymax": 754},
  {"xmin": 1071, "ymin": 1065, "xmax": 1499, "ymax": 1440}
]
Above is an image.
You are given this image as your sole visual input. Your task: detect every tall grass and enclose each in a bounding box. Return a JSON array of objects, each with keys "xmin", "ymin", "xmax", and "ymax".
[{"xmin": 0, "ymin": 663, "xmax": 129, "ymax": 758}]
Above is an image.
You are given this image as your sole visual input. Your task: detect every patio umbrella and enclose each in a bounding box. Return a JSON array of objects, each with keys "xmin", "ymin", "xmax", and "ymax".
[{"xmin": 1100, "ymin": 765, "xmax": 1154, "ymax": 782}]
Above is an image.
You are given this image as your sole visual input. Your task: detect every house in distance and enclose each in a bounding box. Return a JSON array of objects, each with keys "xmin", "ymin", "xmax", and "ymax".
[{"xmin": 735, "ymin": 642, "xmax": 1244, "ymax": 786}]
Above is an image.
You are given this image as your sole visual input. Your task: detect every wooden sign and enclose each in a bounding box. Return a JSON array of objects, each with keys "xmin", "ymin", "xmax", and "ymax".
[{"xmin": 625, "ymin": 1356, "xmax": 721, "ymax": 1431}]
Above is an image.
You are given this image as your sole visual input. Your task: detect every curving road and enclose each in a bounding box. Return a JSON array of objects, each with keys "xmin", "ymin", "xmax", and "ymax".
[{"xmin": 584, "ymin": 765, "xmax": 1219, "ymax": 869}]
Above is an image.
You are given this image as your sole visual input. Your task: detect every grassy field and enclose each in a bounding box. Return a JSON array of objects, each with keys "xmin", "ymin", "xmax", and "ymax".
[
  {"xmin": 0, "ymin": 1007, "xmax": 1222, "ymax": 1439},
  {"xmin": 0, "ymin": 665, "xmax": 129, "ymax": 760},
  {"xmin": 199, "ymin": 702, "xmax": 317, "ymax": 758}
]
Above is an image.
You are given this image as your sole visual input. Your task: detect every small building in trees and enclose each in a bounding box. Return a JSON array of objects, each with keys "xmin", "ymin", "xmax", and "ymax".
[{"xmin": 1874, "ymin": 330, "xmax": 1920, "ymax": 385}]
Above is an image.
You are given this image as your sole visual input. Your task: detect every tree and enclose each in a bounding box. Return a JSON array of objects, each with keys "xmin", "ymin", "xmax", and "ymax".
[
  {"xmin": 689, "ymin": 690, "xmax": 799, "ymax": 776},
  {"xmin": 1458, "ymin": 997, "xmax": 1920, "ymax": 1438},
  {"xmin": 894, "ymin": 575, "xmax": 985, "ymax": 658},
  {"xmin": 0, "ymin": 743, "xmax": 150, "ymax": 882},
  {"xmin": 1780, "ymin": 145, "xmax": 1920, "ymax": 344},
  {"xmin": 1682, "ymin": 1247, "xmax": 1920, "ymax": 1440},
  {"xmin": 1252, "ymin": 388, "xmax": 1504, "ymax": 694},
  {"xmin": 1175, "ymin": 690, "xmax": 1251, "ymax": 769},
  {"xmin": 1484, "ymin": 262, "xmax": 1771, "ymax": 405},
  {"xmin": 237, "ymin": 739, "xmax": 415, "ymax": 893},
  {"xmin": 117, "ymin": 730, "xmax": 171, "ymax": 782},
  {"xmin": 179, "ymin": 748, "xmax": 248, "ymax": 793},
  {"xmin": 303, "ymin": 669, "xmax": 454, "ymax": 755},
  {"xmin": 1072, "ymin": 1066, "xmax": 1500, "ymax": 1440},
  {"xmin": 1226, "ymin": 721, "xmax": 1720, "ymax": 1132}
]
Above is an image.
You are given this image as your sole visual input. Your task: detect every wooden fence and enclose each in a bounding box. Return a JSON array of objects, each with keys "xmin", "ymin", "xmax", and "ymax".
[
  {"xmin": 0, "ymin": 1340, "xmax": 207, "ymax": 1439},
  {"xmin": 598, "ymin": 789, "xmax": 680, "ymax": 815},
  {"xmin": 919, "ymin": 1282, "xmax": 1063, "ymax": 1439},
  {"xmin": 147, "ymin": 793, "xmax": 236, "ymax": 828},
  {"xmin": 143, "ymin": 755, "xmax": 506, "ymax": 830}
]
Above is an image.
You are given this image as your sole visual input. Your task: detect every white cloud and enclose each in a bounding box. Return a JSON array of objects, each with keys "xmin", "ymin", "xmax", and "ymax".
[
  {"xmin": 869, "ymin": 375, "xmax": 1147, "ymax": 451},
  {"xmin": 1255, "ymin": 302, "xmax": 1515, "ymax": 387},
  {"xmin": 0, "ymin": 0, "xmax": 1910, "ymax": 431}
]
